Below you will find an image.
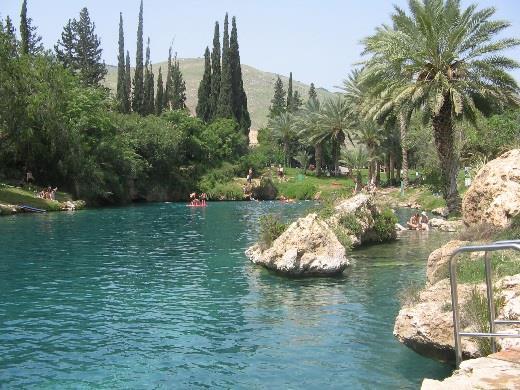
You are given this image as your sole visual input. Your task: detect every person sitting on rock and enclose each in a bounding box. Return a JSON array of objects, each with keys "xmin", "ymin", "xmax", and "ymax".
[
  {"xmin": 407, "ymin": 213, "xmax": 420, "ymax": 230},
  {"xmin": 420, "ymin": 211, "xmax": 430, "ymax": 231}
]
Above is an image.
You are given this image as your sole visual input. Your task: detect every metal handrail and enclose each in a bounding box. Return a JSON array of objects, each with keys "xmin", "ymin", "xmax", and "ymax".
[{"xmin": 449, "ymin": 240, "xmax": 520, "ymax": 367}]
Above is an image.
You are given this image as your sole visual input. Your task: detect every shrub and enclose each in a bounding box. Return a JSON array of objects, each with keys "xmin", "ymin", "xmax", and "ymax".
[
  {"xmin": 339, "ymin": 214, "xmax": 363, "ymax": 236},
  {"xmin": 259, "ymin": 214, "xmax": 287, "ymax": 250},
  {"xmin": 398, "ymin": 281, "xmax": 423, "ymax": 307},
  {"xmin": 373, "ymin": 208, "xmax": 398, "ymax": 242},
  {"xmin": 205, "ymin": 182, "xmax": 243, "ymax": 200},
  {"xmin": 493, "ymin": 214, "xmax": 520, "ymax": 241},
  {"xmin": 198, "ymin": 162, "xmax": 238, "ymax": 194},
  {"xmin": 277, "ymin": 181, "xmax": 317, "ymax": 200},
  {"xmin": 252, "ymin": 176, "xmax": 278, "ymax": 200},
  {"xmin": 461, "ymin": 286, "xmax": 505, "ymax": 356},
  {"xmin": 333, "ymin": 226, "xmax": 353, "ymax": 250},
  {"xmin": 457, "ymin": 223, "xmax": 498, "ymax": 242}
]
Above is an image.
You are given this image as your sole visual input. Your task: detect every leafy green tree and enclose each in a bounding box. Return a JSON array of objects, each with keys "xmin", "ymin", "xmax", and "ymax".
[
  {"xmin": 200, "ymin": 119, "xmax": 247, "ymax": 162},
  {"xmin": 155, "ymin": 67, "xmax": 164, "ymax": 115},
  {"xmin": 269, "ymin": 76, "xmax": 286, "ymax": 118},
  {"xmin": 132, "ymin": 0, "xmax": 145, "ymax": 114},
  {"xmin": 125, "ymin": 50, "xmax": 131, "ymax": 111},
  {"xmin": 229, "ymin": 16, "xmax": 251, "ymax": 135},
  {"xmin": 2, "ymin": 16, "xmax": 18, "ymax": 57},
  {"xmin": 19, "ymin": 0, "xmax": 42, "ymax": 55},
  {"xmin": 116, "ymin": 13, "xmax": 128, "ymax": 113},
  {"xmin": 170, "ymin": 55, "xmax": 186, "ymax": 110},
  {"xmin": 210, "ymin": 21, "xmax": 221, "ymax": 120},
  {"xmin": 362, "ymin": 0, "xmax": 520, "ymax": 213},
  {"xmin": 308, "ymin": 83, "xmax": 317, "ymax": 102},
  {"xmin": 217, "ymin": 13, "xmax": 233, "ymax": 118},
  {"xmin": 196, "ymin": 47, "xmax": 212, "ymax": 122},
  {"xmin": 55, "ymin": 20, "xmax": 75, "ymax": 67},
  {"xmin": 296, "ymin": 97, "xmax": 324, "ymax": 175}
]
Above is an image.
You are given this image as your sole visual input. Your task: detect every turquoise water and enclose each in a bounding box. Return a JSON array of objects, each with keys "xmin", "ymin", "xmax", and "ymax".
[{"xmin": 0, "ymin": 202, "xmax": 452, "ymax": 389}]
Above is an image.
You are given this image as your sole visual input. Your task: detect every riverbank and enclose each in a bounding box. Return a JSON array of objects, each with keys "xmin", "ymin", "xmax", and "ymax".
[{"xmin": 0, "ymin": 183, "xmax": 85, "ymax": 215}]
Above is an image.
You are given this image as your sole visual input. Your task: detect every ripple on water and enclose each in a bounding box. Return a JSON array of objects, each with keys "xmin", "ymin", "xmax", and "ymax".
[{"xmin": 0, "ymin": 202, "xmax": 452, "ymax": 388}]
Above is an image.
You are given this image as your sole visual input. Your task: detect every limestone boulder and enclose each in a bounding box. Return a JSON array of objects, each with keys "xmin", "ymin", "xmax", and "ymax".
[
  {"xmin": 426, "ymin": 240, "xmax": 471, "ymax": 285},
  {"xmin": 432, "ymin": 207, "xmax": 449, "ymax": 218},
  {"xmin": 245, "ymin": 213, "xmax": 349, "ymax": 276},
  {"xmin": 394, "ymin": 275, "xmax": 520, "ymax": 363},
  {"xmin": 462, "ymin": 149, "xmax": 520, "ymax": 228},
  {"xmin": 430, "ymin": 218, "xmax": 464, "ymax": 232}
]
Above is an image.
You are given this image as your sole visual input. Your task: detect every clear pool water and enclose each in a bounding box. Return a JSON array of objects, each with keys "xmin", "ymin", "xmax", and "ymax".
[{"xmin": 0, "ymin": 202, "xmax": 452, "ymax": 388}]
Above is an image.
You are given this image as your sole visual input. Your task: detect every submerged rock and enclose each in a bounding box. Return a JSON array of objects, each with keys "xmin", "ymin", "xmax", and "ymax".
[
  {"xmin": 429, "ymin": 218, "xmax": 463, "ymax": 232},
  {"xmin": 462, "ymin": 149, "xmax": 520, "ymax": 228},
  {"xmin": 245, "ymin": 213, "xmax": 348, "ymax": 276}
]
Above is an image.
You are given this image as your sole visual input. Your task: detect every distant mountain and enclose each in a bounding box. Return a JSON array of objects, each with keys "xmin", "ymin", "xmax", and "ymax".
[{"xmin": 104, "ymin": 58, "xmax": 335, "ymax": 130}]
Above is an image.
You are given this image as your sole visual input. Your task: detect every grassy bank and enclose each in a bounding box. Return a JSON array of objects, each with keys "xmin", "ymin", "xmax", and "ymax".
[{"xmin": 0, "ymin": 183, "xmax": 75, "ymax": 212}]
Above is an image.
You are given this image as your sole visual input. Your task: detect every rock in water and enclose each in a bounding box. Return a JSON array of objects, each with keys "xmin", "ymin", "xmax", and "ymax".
[
  {"xmin": 245, "ymin": 213, "xmax": 349, "ymax": 275},
  {"xmin": 462, "ymin": 149, "xmax": 520, "ymax": 228}
]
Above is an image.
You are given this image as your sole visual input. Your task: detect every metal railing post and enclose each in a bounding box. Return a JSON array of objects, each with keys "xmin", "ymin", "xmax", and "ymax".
[
  {"xmin": 483, "ymin": 252, "xmax": 496, "ymax": 353},
  {"xmin": 449, "ymin": 255, "xmax": 463, "ymax": 366}
]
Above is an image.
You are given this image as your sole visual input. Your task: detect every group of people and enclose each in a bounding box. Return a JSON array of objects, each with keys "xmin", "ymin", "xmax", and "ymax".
[
  {"xmin": 189, "ymin": 192, "xmax": 207, "ymax": 206},
  {"xmin": 407, "ymin": 211, "xmax": 430, "ymax": 231},
  {"xmin": 37, "ymin": 186, "xmax": 57, "ymax": 200}
]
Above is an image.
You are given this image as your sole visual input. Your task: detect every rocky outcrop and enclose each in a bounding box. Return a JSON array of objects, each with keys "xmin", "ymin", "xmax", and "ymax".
[
  {"xmin": 462, "ymin": 149, "xmax": 520, "ymax": 228},
  {"xmin": 426, "ymin": 240, "xmax": 471, "ymax": 285},
  {"xmin": 430, "ymin": 218, "xmax": 464, "ymax": 232},
  {"xmin": 394, "ymin": 275, "xmax": 520, "ymax": 363},
  {"xmin": 245, "ymin": 213, "xmax": 348, "ymax": 275},
  {"xmin": 432, "ymin": 207, "xmax": 449, "ymax": 218},
  {"xmin": 328, "ymin": 193, "xmax": 391, "ymax": 246},
  {"xmin": 0, "ymin": 203, "xmax": 17, "ymax": 216},
  {"xmin": 422, "ymin": 351, "xmax": 520, "ymax": 389}
]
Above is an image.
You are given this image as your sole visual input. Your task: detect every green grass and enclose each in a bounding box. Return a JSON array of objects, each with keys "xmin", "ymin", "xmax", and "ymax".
[
  {"xmin": 456, "ymin": 252, "xmax": 520, "ymax": 284},
  {"xmin": 0, "ymin": 183, "xmax": 72, "ymax": 211}
]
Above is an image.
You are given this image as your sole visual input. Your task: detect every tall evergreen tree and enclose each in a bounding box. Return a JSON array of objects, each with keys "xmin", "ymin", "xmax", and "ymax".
[
  {"xmin": 164, "ymin": 47, "xmax": 173, "ymax": 110},
  {"xmin": 132, "ymin": 0, "xmax": 145, "ymax": 114},
  {"xmin": 55, "ymin": 20, "xmax": 76, "ymax": 68},
  {"xmin": 229, "ymin": 16, "xmax": 251, "ymax": 135},
  {"xmin": 55, "ymin": 8, "xmax": 106, "ymax": 86},
  {"xmin": 155, "ymin": 67, "xmax": 164, "ymax": 115},
  {"xmin": 116, "ymin": 13, "xmax": 127, "ymax": 113},
  {"xmin": 19, "ymin": 0, "xmax": 42, "ymax": 55},
  {"xmin": 196, "ymin": 47, "xmax": 212, "ymax": 122},
  {"xmin": 143, "ymin": 37, "xmax": 152, "ymax": 115},
  {"xmin": 148, "ymin": 64, "xmax": 155, "ymax": 114},
  {"xmin": 210, "ymin": 22, "xmax": 221, "ymax": 120},
  {"xmin": 125, "ymin": 50, "xmax": 131, "ymax": 112},
  {"xmin": 308, "ymin": 82, "xmax": 318, "ymax": 102},
  {"xmin": 286, "ymin": 72, "xmax": 294, "ymax": 111},
  {"xmin": 4, "ymin": 16, "xmax": 18, "ymax": 57},
  {"xmin": 171, "ymin": 55, "xmax": 186, "ymax": 110},
  {"xmin": 269, "ymin": 76, "xmax": 286, "ymax": 118},
  {"xmin": 217, "ymin": 13, "xmax": 233, "ymax": 118}
]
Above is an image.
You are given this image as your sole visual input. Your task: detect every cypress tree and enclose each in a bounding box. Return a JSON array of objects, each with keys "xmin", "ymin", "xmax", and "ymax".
[
  {"xmin": 229, "ymin": 16, "xmax": 251, "ymax": 135},
  {"xmin": 156, "ymin": 67, "xmax": 164, "ymax": 115},
  {"xmin": 171, "ymin": 55, "xmax": 186, "ymax": 110},
  {"xmin": 286, "ymin": 72, "xmax": 293, "ymax": 111},
  {"xmin": 55, "ymin": 20, "xmax": 76, "ymax": 69},
  {"xmin": 132, "ymin": 0, "xmax": 145, "ymax": 114},
  {"xmin": 143, "ymin": 37, "xmax": 151, "ymax": 115},
  {"xmin": 116, "ymin": 13, "xmax": 126, "ymax": 113},
  {"xmin": 164, "ymin": 47, "xmax": 173, "ymax": 110},
  {"xmin": 308, "ymin": 82, "xmax": 317, "ymax": 101},
  {"xmin": 210, "ymin": 21, "xmax": 221, "ymax": 120},
  {"xmin": 196, "ymin": 47, "xmax": 212, "ymax": 122},
  {"xmin": 269, "ymin": 75, "xmax": 286, "ymax": 118},
  {"xmin": 148, "ymin": 64, "xmax": 155, "ymax": 114},
  {"xmin": 217, "ymin": 13, "xmax": 233, "ymax": 118},
  {"xmin": 4, "ymin": 16, "xmax": 18, "ymax": 57},
  {"xmin": 125, "ymin": 50, "xmax": 132, "ymax": 112},
  {"xmin": 19, "ymin": 0, "xmax": 42, "ymax": 55}
]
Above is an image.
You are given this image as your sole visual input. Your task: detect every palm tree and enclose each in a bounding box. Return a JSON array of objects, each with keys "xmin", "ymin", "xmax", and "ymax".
[
  {"xmin": 362, "ymin": 0, "xmax": 519, "ymax": 214},
  {"xmin": 296, "ymin": 97, "xmax": 324, "ymax": 175},
  {"xmin": 315, "ymin": 96, "xmax": 353, "ymax": 174},
  {"xmin": 355, "ymin": 121, "xmax": 384, "ymax": 185},
  {"xmin": 267, "ymin": 112, "xmax": 295, "ymax": 167}
]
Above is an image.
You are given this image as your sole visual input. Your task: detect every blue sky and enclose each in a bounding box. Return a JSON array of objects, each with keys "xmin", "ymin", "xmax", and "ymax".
[{"xmin": 2, "ymin": 0, "xmax": 520, "ymax": 90}]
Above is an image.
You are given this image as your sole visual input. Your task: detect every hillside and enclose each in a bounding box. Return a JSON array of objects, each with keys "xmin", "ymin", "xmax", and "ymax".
[{"xmin": 104, "ymin": 58, "xmax": 335, "ymax": 130}]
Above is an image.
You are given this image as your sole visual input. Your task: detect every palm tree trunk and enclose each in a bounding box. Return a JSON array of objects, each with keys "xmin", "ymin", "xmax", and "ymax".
[
  {"xmin": 315, "ymin": 142, "xmax": 322, "ymax": 176},
  {"xmin": 385, "ymin": 154, "xmax": 391, "ymax": 183},
  {"xmin": 432, "ymin": 97, "xmax": 461, "ymax": 215},
  {"xmin": 399, "ymin": 112, "xmax": 409, "ymax": 188},
  {"xmin": 389, "ymin": 152, "xmax": 395, "ymax": 183},
  {"xmin": 284, "ymin": 142, "xmax": 289, "ymax": 167},
  {"xmin": 375, "ymin": 160, "xmax": 381, "ymax": 186}
]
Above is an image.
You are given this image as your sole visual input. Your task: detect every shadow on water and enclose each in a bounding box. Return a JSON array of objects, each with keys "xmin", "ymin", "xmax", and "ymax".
[{"xmin": 0, "ymin": 201, "xmax": 453, "ymax": 389}]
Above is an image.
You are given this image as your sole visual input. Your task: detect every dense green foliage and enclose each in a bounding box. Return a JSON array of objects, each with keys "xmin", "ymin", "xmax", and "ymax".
[
  {"xmin": 19, "ymin": 0, "xmax": 42, "ymax": 55},
  {"xmin": 373, "ymin": 209, "xmax": 398, "ymax": 242},
  {"xmin": 196, "ymin": 47, "xmax": 212, "ymax": 122}
]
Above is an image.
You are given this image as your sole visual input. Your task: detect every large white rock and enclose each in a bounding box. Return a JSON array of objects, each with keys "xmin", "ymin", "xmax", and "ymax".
[
  {"xmin": 426, "ymin": 240, "xmax": 470, "ymax": 285},
  {"xmin": 394, "ymin": 275, "xmax": 520, "ymax": 363},
  {"xmin": 245, "ymin": 213, "xmax": 349, "ymax": 275},
  {"xmin": 462, "ymin": 149, "xmax": 520, "ymax": 228}
]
